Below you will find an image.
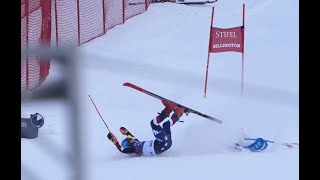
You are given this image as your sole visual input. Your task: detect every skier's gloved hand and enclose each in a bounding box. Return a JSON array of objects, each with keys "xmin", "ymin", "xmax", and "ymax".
[{"xmin": 107, "ymin": 132, "xmax": 118, "ymax": 144}]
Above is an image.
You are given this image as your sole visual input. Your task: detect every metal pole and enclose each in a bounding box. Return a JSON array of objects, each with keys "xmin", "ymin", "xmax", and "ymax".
[
  {"xmin": 203, "ymin": 7, "xmax": 215, "ymax": 98},
  {"xmin": 64, "ymin": 51, "xmax": 86, "ymax": 180}
]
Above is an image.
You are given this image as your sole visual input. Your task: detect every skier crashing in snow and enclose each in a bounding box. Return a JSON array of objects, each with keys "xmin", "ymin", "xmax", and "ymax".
[{"xmin": 107, "ymin": 100, "xmax": 189, "ymax": 156}]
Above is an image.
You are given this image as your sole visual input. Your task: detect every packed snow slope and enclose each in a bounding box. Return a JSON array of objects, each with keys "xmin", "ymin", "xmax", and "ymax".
[{"xmin": 21, "ymin": 0, "xmax": 299, "ymax": 180}]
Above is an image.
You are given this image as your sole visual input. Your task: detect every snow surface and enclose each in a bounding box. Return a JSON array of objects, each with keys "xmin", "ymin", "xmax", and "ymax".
[{"xmin": 21, "ymin": 0, "xmax": 299, "ymax": 180}]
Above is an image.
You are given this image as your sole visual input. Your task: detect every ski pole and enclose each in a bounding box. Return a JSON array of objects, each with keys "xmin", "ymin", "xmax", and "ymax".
[
  {"xmin": 88, "ymin": 95, "xmax": 111, "ymax": 133},
  {"xmin": 265, "ymin": 140, "xmax": 299, "ymax": 146},
  {"xmin": 245, "ymin": 138, "xmax": 282, "ymax": 143},
  {"xmin": 244, "ymin": 138, "xmax": 258, "ymax": 141}
]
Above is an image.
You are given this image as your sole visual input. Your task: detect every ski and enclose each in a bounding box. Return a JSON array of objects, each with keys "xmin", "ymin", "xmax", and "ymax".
[
  {"xmin": 123, "ymin": 82, "xmax": 223, "ymax": 124},
  {"xmin": 282, "ymin": 143, "xmax": 299, "ymax": 148}
]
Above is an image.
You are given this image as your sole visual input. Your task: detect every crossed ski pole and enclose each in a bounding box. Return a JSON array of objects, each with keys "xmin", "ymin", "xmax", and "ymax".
[
  {"xmin": 88, "ymin": 95, "xmax": 111, "ymax": 133},
  {"xmin": 89, "ymin": 94, "xmax": 124, "ymax": 147}
]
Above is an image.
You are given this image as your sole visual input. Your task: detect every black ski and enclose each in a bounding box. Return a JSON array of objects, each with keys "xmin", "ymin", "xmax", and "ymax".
[{"xmin": 123, "ymin": 82, "xmax": 223, "ymax": 124}]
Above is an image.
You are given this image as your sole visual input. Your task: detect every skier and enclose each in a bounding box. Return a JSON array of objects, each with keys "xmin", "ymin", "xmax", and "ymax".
[{"xmin": 107, "ymin": 100, "xmax": 189, "ymax": 156}]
